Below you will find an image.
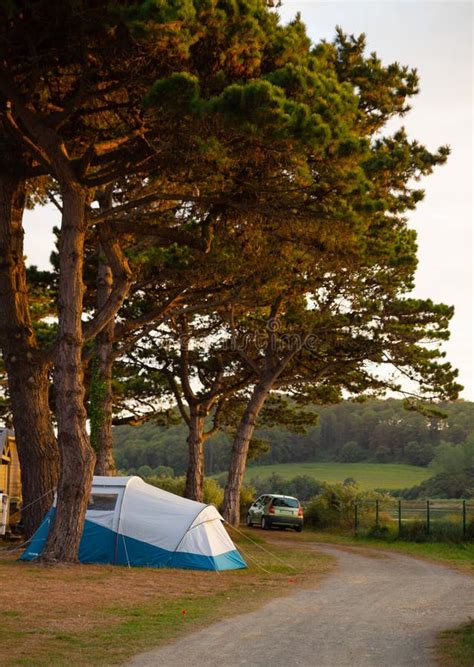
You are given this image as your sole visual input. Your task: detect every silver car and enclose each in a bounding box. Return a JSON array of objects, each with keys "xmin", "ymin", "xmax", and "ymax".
[{"xmin": 246, "ymin": 494, "xmax": 303, "ymax": 531}]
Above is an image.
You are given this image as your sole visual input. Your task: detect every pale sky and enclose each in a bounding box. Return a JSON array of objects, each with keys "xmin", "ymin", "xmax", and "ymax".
[{"xmin": 23, "ymin": 1, "xmax": 473, "ymax": 399}]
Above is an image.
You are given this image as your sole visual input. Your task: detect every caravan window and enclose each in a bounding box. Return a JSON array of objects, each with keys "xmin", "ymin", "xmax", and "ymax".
[{"xmin": 87, "ymin": 493, "xmax": 118, "ymax": 511}]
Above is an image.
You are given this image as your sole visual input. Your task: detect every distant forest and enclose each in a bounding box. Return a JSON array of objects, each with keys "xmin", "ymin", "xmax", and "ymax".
[{"xmin": 113, "ymin": 399, "xmax": 474, "ymax": 477}]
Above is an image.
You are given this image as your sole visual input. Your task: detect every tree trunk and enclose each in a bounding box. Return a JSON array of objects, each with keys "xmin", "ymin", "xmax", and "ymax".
[
  {"xmin": 6, "ymin": 362, "xmax": 58, "ymax": 537},
  {"xmin": 222, "ymin": 380, "xmax": 272, "ymax": 526},
  {"xmin": 0, "ymin": 174, "xmax": 59, "ymax": 537},
  {"xmin": 41, "ymin": 185, "xmax": 96, "ymax": 563},
  {"xmin": 184, "ymin": 408, "xmax": 205, "ymax": 501},
  {"xmin": 91, "ymin": 248, "xmax": 115, "ymax": 476}
]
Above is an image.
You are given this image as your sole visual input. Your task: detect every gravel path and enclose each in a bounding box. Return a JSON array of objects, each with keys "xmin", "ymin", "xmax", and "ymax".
[{"xmin": 128, "ymin": 544, "xmax": 474, "ymax": 667}]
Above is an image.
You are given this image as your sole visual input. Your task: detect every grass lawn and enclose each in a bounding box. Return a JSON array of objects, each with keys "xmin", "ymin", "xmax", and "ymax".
[
  {"xmin": 436, "ymin": 620, "xmax": 474, "ymax": 667},
  {"xmin": 0, "ymin": 530, "xmax": 333, "ymax": 667},
  {"xmin": 244, "ymin": 462, "xmax": 431, "ymax": 490}
]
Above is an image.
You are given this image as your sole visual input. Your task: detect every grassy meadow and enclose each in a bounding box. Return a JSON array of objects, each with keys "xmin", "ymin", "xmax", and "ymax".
[{"xmin": 244, "ymin": 462, "xmax": 431, "ymax": 490}]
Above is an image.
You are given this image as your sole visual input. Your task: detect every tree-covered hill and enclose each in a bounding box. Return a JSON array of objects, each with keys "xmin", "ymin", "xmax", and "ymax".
[{"xmin": 113, "ymin": 398, "xmax": 474, "ymax": 477}]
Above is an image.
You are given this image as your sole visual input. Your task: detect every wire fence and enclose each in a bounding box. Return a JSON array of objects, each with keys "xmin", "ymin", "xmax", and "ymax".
[{"xmin": 353, "ymin": 499, "xmax": 474, "ymax": 540}]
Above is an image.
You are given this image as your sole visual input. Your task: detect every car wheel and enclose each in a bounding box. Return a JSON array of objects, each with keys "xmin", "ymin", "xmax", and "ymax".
[
  {"xmin": 261, "ymin": 517, "xmax": 269, "ymax": 530},
  {"xmin": 246, "ymin": 514, "xmax": 253, "ymax": 527},
  {"xmin": 294, "ymin": 525, "xmax": 303, "ymax": 533}
]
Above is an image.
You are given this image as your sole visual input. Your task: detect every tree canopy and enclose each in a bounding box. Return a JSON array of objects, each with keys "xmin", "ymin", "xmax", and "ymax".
[{"xmin": 0, "ymin": 0, "xmax": 464, "ymax": 551}]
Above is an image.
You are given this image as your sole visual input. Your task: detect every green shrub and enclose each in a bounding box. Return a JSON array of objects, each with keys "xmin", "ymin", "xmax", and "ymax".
[
  {"xmin": 304, "ymin": 482, "xmax": 358, "ymax": 529},
  {"xmin": 304, "ymin": 482, "xmax": 389, "ymax": 530},
  {"xmin": 399, "ymin": 521, "xmax": 433, "ymax": 542},
  {"xmin": 153, "ymin": 465, "xmax": 174, "ymax": 478},
  {"xmin": 375, "ymin": 445, "xmax": 392, "ymax": 463},
  {"xmin": 396, "ymin": 520, "xmax": 472, "ymax": 543},
  {"xmin": 239, "ymin": 484, "xmax": 256, "ymax": 514},
  {"xmin": 466, "ymin": 519, "xmax": 474, "ymax": 540},
  {"xmin": 249, "ymin": 473, "xmax": 287, "ymax": 496},
  {"xmin": 338, "ymin": 441, "xmax": 366, "ymax": 462},
  {"xmin": 285, "ymin": 475, "xmax": 321, "ymax": 500},
  {"xmin": 147, "ymin": 475, "xmax": 186, "ymax": 496},
  {"xmin": 344, "ymin": 477, "xmax": 357, "ymax": 487},
  {"xmin": 137, "ymin": 465, "xmax": 153, "ymax": 478},
  {"xmin": 202, "ymin": 478, "xmax": 224, "ymax": 507},
  {"xmin": 399, "ymin": 472, "xmax": 474, "ymax": 499},
  {"xmin": 366, "ymin": 524, "xmax": 391, "ymax": 538},
  {"xmin": 404, "ymin": 441, "xmax": 434, "ymax": 466},
  {"xmin": 145, "ymin": 476, "xmax": 224, "ymax": 506}
]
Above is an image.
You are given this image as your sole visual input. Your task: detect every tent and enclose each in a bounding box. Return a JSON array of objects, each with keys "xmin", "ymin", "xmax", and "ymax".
[{"xmin": 20, "ymin": 475, "xmax": 246, "ymax": 571}]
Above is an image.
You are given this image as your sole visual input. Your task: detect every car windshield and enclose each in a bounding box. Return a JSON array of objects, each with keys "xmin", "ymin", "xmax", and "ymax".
[{"xmin": 271, "ymin": 497, "xmax": 299, "ymax": 508}]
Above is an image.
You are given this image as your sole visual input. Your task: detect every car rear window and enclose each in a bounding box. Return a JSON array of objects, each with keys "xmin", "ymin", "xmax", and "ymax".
[{"xmin": 271, "ymin": 498, "xmax": 299, "ymax": 508}]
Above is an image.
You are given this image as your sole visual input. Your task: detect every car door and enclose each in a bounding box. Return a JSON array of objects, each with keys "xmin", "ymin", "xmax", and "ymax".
[
  {"xmin": 250, "ymin": 496, "xmax": 264, "ymax": 522},
  {"xmin": 255, "ymin": 495, "xmax": 269, "ymax": 523}
]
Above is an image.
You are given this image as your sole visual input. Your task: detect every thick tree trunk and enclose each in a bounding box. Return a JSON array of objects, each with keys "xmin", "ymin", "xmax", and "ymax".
[
  {"xmin": 222, "ymin": 380, "xmax": 272, "ymax": 526},
  {"xmin": 184, "ymin": 408, "xmax": 205, "ymax": 502},
  {"xmin": 41, "ymin": 185, "xmax": 96, "ymax": 563},
  {"xmin": 0, "ymin": 175, "xmax": 59, "ymax": 537},
  {"xmin": 6, "ymin": 362, "xmax": 58, "ymax": 537},
  {"xmin": 91, "ymin": 249, "xmax": 115, "ymax": 476}
]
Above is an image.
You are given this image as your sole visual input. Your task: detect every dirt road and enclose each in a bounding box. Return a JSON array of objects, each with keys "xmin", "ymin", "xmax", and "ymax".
[{"xmin": 128, "ymin": 544, "xmax": 474, "ymax": 667}]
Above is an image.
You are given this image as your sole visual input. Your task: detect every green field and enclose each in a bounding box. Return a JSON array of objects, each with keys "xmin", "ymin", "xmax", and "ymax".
[{"xmin": 244, "ymin": 462, "xmax": 431, "ymax": 490}]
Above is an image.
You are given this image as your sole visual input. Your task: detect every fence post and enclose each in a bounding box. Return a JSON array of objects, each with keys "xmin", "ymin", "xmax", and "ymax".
[
  {"xmin": 463, "ymin": 500, "xmax": 466, "ymax": 538},
  {"xmin": 398, "ymin": 500, "xmax": 402, "ymax": 537},
  {"xmin": 375, "ymin": 499, "xmax": 379, "ymax": 529},
  {"xmin": 426, "ymin": 500, "xmax": 430, "ymax": 536},
  {"xmin": 354, "ymin": 501, "xmax": 358, "ymax": 535}
]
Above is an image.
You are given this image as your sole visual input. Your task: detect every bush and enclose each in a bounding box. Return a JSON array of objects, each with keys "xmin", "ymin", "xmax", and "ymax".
[
  {"xmin": 147, "ymin": 475, "xmax": 186, "ymax": 496},
  {"xmin": 239, "ymin": 484, "xmax": 256, "ymax": 515},
  {"xmin": 304, "ymin": 482, "xmax": 389, "ymax": 530},
  {"xmin": 366, "ymin": 524, "xmax": 391, "ymax": 538},
  {"xmin": 152, "ymin": 465, "xmax": 174, "ymax": 478},
  {"xmin": 404, "ymin": 441, "xmax": 434, "ymax": 466},
  {"xmin": 304, "ymin": 482, "xmax": 359, "ymax": 530},
  {"xmin": 398, "ymin": 520, "xmax": 468, "ymax": 543},
  {"xmin": 338, "ymin": 441, "xmax": 366, "ymax": 463},
  {"xmin": 137, "ymin": 465, "xmax": 153, "ymax": 478},
  {"xmin": 375, "ymin": 445, "xmax": 391, "ymax": 463},
  {"xmin": 248, "ymin": 473, "xmax": 287, "ymax": 497},
  {"xmin": 466, "ymin": 519, "xmax": 474, "ymax": 540},
  {"xmin": 202, "ymin": 478, "xmax": 225, "ymax": 507},
  {"xmin": 398, "ymin": 472, "xmax": 474, "ymax": 499},
  {"xmin": 145, "ymin": 476, "xmax": 225, "ymax": 507},
  {"xmin": 285, "ymin": 475, "xmax": 321, "ymax": 500},
  {"xmin": 362, "ymin": 519, "xmax": 474, "ymax": 543}
]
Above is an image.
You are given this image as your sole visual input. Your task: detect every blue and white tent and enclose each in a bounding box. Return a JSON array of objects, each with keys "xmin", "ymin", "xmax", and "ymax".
[{"xmin": 21, "ymin": 475, "xmax": 246, "ymax": 571}]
